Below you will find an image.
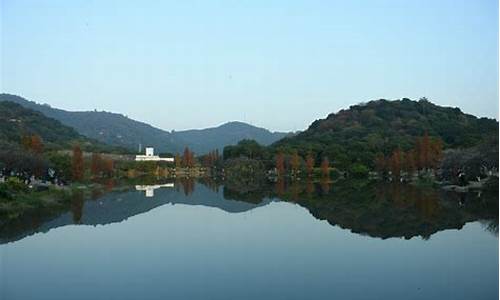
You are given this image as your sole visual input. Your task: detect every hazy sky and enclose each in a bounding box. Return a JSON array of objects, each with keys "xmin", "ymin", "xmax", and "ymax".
[{"xmin": 1, "ymin": 0, "xmax": 498, "ymax": 132}]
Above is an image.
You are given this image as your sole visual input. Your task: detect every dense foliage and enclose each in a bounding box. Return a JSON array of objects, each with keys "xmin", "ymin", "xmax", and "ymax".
[
  {"xmin": 272, "ymin": 98, "xmax": 498, "ymax": 170},
  {"xmin": 0, "ymin": 101, "xmax": 121, "ymax": 153}
]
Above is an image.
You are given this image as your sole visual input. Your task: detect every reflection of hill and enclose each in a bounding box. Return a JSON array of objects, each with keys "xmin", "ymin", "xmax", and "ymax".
[
  {"xmin": 299, "ymin": 183, "xmax": 497, "ymax": 239},
  {"xmin": 0, "ymin": 184, "xmax": 272, "ymax": 244},
  {"xmin": 224, "ymin": 180, "xmax": 498, "ymax": 240},
  {"xmin": 2, "ymin": 180, "xmax": 497, "ymax": 244}
]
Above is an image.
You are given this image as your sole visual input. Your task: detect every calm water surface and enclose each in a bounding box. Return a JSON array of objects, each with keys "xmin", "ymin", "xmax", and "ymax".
[{"xmin": 0, "ymin": 180, "xmax": 498, "ymax": 300}]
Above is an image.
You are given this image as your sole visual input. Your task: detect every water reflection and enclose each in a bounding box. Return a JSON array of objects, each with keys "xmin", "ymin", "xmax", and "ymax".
[
  {"xmin": 70, "ymin": 190, "xmax": 84, "ymax": 224},
  {"xmin": 0, "ymin": 179, "xmax": 497, "ymax": 244},
  {"xmin": 135, "ymin": 183, "xmax": 174, "ymax": 197},
  {"xmin": 222, "ymin": 179, "xmax": 498, "ymax": 240}
]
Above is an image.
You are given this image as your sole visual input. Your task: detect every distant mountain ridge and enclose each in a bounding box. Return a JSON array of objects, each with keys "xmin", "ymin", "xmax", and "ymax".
[
  {"xmin": 0, "ymin": 94, "xmax": 289, "ymax": 154},
  {"xmin": 171, "ymin": 121, "xmax": 289, "ymax": 154}
]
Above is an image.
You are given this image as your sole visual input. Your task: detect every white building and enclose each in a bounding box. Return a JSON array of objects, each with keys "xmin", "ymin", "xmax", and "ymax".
[{"xmin": 135, "ymin": 147, "xmax": 174, "ymax": 162}]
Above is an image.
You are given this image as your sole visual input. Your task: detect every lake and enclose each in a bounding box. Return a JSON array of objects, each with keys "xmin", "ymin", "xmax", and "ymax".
[{"xmin": 0, "ymin": 179, "xmax": 498, "ymax": 300}]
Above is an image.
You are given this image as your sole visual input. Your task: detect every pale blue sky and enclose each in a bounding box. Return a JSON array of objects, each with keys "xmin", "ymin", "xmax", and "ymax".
[{"xmin": 1, "ymin": 0, "xmax": 498, "ymax": 131}]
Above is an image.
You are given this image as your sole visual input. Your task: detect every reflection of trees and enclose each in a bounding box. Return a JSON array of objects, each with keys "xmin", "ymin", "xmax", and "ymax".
[
  {"xmin": 222, "ymin": 178, "xmax": 498, "ymax": 239},
  {"xmin": 289, "ymin": 181, "xmax": 303, "ymax": 202},
  {"xmin": 197, "ymin": 177, "xmax": 221, "ymax": 193},
  {"xmin": 276, "ymin": 178, "xmax": 285, "ymax": 196},
  {"xmin": 71, "ymin": 190, "xmax": 84, "ymax": 224},
  {"xmin": 91, "ymin": 188, "xmax": 103, "ymax": 200},
  {"xmin": 306, "ymin": 179, "xmax": 314, "ymax": 196},
  {"xmin": 480, "ymin": 219, "xmax": 499, "ymax": 236},
  {"xmin": 104, "ymin": 179, "xmax": 115, "ymax": 192},
  {"xmin": 320, "ymin": 178, "xmax": 330, "ymax": 195},
  {"xmin": 177, "ymin": 178, "xmax": 195, "ymax": 196},
  {"xmin": 415, "ymin": 191, "xmax": 440, "ymax": 220}
]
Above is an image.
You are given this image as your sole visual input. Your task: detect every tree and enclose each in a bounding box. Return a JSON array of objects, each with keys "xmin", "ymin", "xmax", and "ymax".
[
  {"xmin": 90, "ymin": 153, "xmax": 102, "ymax": 177},
  {"xmin": 72, "ymin": 144, "xmax": 84, "ymax": 181},
  {"xmin": 102, "ymin": 158, "xmax": 114, "ymax": 177},
  {"xmin": 390, "ymin": 148, "xmax": 401, "ymax": 178},
  {"xmin": 30, "ymin": 135, "xmax": 43, "ymax": 154},
  {"xmin": 422, "ymin": 132, "xmax": 430, "ymax": 169},
  {"xmin": 404, "ymin": 150, "xmax": 416, "ymax": 175},
  {"xmin": 321, "ymin": 157, "xmax": 329, "ymax": 178},
  {"xmin": 374, "ymin": 153, "xmax": 386, "ymax": 174},
  {"xmin": 182, "ymin": 147, "xmax": 195, "ymax": 168},
  {"xmin": 21, "ymin": 134, "xmax": 32, "ymax": 150},
  {"xmin": 21, "ymin": 134, "xmax": 43, "ymax": 154},
  {"xmin": 175, "ymin": 153, "xmax": 182, "ymax": 168},
  {"xmin": 305, "ymin": 153, "xmax": 315, "ymax": 176},
  {"xmin": 290, "ymin": 151, "xmax": 301, "ymax": 175},
  {"xmin": 429, "ymin": 138, "xmax": 443, "ymax": 169},
  {"xmin": 275, "ymin": 152, "xmax": 285, "ymax": 176}
]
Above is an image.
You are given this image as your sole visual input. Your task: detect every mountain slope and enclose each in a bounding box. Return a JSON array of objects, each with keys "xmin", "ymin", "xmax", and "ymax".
[
  {"xmin": 273, "ymin": 98, "xmax": 498, "ymax": 168},
  {"xmin": 172, "ymin": 121, "xmax": 289, "ymax": 154},
  {"xmin": 0, "ymin": 101, "xmax": 112, "ymax": 151},
  {"xmin": 0, "ymin": 94, "xmax": 177, "ymax": 153},
  {"xmin": 0, "ymin": 94, "xmax": 289, "ymax": 154}
]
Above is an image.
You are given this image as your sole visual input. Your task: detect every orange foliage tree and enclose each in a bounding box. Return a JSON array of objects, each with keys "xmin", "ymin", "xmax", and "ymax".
[
  {"xmin": 290, "ymin": 151, "xmax": 301, "ymax": 175},
  {"xmin": 321, "ymin": 157, "xmax": 329, "ymax": 178},
  {"xmin": 390, "ymin": 148, "xmax": 401, "ymax": 178},
  {"xmin": 305, "ymin": 153, "xmax": 315, "ymax": 176},
  {"xmin": 182, "ymin": 147, "xmax": 195, "ymax": 168},
  {"xmin": 21, "ymin": 134, "xmax": 44, "ymax": 154},
  {"xmin": 72, "ymin": 144, "xmax": 84, "ymax": 181},
  {"xmin": 30, "ymin": 135, "xmax": 43, "ymax": 154},
  {"xmin": 275, "ymin": 152, "xmax": 285, "ymax": 176},
  {"xmin": 90, "ymin": 153, "xmax": 102, "ymax": 177}
]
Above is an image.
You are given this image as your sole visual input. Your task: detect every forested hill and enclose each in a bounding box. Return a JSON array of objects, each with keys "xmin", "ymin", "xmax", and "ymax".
[
  {"xmin": 0, "ymin": 94, "xmax": 178, "ymax": 153},
  {"xmin": 0, "ymin": 94, "xmax": 289, "ymax": 154},
  {"xmin": 272, "ymin": 98, "xmax": 498, "ymax": 168},
  {"xmin": 0, "ymin": 101, "xmax": 114, "ymax": 151}
]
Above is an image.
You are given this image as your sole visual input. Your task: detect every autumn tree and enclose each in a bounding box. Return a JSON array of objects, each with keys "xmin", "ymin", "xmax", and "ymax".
[
  {"xmin": 72, "ymin": 144, "xmax": 84, "ymax": 181},
  {"xmin": 390, "ymin": 148, "xmax": 401, "ymax": 178},
  {"xmin": 321, "ymin": 157, "xmax": 329, "ymax": 178},
  {"xmin": 182, "ymin": 147, "xmax": 195, "ymax": 168},
  {"xmin": 90, "ymin": 153, "xmax": 102, "ymax": 177},
  {"xmin": 175, "ymin": 153, "xmax": 182, "ymax": 168},
  {"xmin": 202, "ymin": 150, "xmax": 220, "ymax": 168},
  {"xmin": 290, "ymin": 151, "xmax": 301, "ymax": 175},
  {"xmin": 30, "ymin": 135, "xmax": 43, "ymax": 154},
  {"xmin": 102, "ymin": 158, "xmax": 114, "ymax": 177},
  {"xmin": 305, "ymin": 153, "xmax": 315, "ymax": 176},
  {"xmin": 422, "ymin": 132, "xmax": 430, "ymax": 169},
  {"xmin": 21, "ymin": 134, "xmax": 43, "ymax": 154},
  {"xmin": 429, "ymin": 138, "xmax": 443, "ymax": 169},
  {"xmin": 404, "ymin": 149, "xmax": 416, "ymax": 175},
  {"xmin": 374, "ymin": 153, "xmax": 386, "ymax": 174},
  {"xmin": 414, "ymin": 133, "xmax": 443, "ymax": 171},
  {"xmin": 21, "ymin": 134, "xmax": 32, "ymax": 150},
  {"xmin": 275, "ymin": 152, "xmax": 285, "ymax": 176}
]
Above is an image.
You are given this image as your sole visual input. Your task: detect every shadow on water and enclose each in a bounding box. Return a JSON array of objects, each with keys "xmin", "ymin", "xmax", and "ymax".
[{"xmin": 0, "ymin": 177, "xmax": 497, "ymax": 244}]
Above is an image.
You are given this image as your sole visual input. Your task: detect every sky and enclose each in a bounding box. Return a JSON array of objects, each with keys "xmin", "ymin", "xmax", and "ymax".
[{"xmin": 1, "ymin": 0, "xmax": 498, "ymax": 132}]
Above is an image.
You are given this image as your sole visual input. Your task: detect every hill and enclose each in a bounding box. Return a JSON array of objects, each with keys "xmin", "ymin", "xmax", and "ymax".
[
  {"xmin": 0, "ymin": 101, "xmax": 113, "ymax": 152},
  {"xmin": 0, "ymin": 94, "xmax": 289, "ymax": 154},
  {"xmin": 0, "ymin": 94, "xmax": 177, "ymax": 153},
  {"xmin": 171, "ymin": 121, "xmax": 289, "ymax": 154},
  {"xmin": 272, "ymin": 98, "xmax": 498, "ymax": 169}
]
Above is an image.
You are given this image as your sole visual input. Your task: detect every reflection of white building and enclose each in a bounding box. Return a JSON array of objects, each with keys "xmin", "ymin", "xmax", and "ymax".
[
  {"xmin": 135, "ymin": 183, "xmax": 175, "ymax": 197},
  {"xmin": 135, "ymin": 147, "xmax": 174, "ymax": 162}
]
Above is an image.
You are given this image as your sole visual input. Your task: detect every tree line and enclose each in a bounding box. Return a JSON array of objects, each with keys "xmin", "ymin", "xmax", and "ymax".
[{"xmin": 374, "ymin": 133, "xmax": 443, "ymax": 178}]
